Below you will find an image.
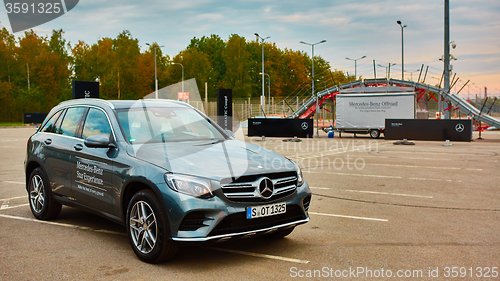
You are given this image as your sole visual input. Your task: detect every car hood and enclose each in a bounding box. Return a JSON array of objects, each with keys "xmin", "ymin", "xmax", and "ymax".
[{"xmin": 126, "ymin": 139, "xmax": 296, "ymax": 181}]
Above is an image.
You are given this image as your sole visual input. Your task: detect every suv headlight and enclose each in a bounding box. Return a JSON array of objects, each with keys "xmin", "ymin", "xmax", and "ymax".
[
  {"xmin": 165, "ymin": 174, "xmax": 213, "ymax": 198},
  {"xmin": 296, "ymin": 165, "xmax": 304, "ymax": 186},
  {"xmin": 286, "ymin": 158, "xmax": 304, "ymax": 186}
]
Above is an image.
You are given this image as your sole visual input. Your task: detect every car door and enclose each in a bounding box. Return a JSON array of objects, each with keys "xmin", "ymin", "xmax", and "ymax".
[
  {"xmin": 40, "ymin": 107, "xmax": 86, "ymax": 198},
  {"xmin": 70, "ymin": 107, "xmax": 116, "ymax": 214}
]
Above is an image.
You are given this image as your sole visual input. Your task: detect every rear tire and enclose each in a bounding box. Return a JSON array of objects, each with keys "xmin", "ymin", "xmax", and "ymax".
[
  {"xmin": 370, "ymin": 129, "xmax": 380, "ymax": 139},
  {"xmin": 126, "ymin": 189, "xmax": 178, "ymax": 263},
  {"xmin": 264, "ymin": 226, "xmax": 295, "ymax": 239},
  {"xmin": 28, "ymin": 168, "xmax": 61, "ymax": 220}
]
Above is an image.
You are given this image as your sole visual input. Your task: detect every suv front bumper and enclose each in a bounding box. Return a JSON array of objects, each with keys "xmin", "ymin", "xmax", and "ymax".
[{"xmin": 161, "ymin": 181, "xmax": 311, "ymax": 241}]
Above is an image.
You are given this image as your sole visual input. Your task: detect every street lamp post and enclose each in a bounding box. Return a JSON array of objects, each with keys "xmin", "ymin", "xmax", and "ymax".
[
  {"xmin": 377, "ymin": 63, "xmax": 396, "ymax": 79},
  {"xmin": 146, "ymin": 43, "xmax": 165, "ymax": 99},
  {"xmin": 397, "ymin": 21, "xmax": 407, "ymax": 80},
  {"xmin": 255, "ymin": 33, "xmax": 270, "ymax": 115},
  {"xmin": 171, "ymin": 62, "xmax": 184, "ymax": 93},
  {"xmin": 405, "ymin": 69, "xmax": 420, "ymax": 81},
  {"xmin": 300, "ymin": 40, "xmax": 327, "ymax": 138},
  {"xmin": 260, "ymin": 72, "xmax": 271, "ymax": 114},
  {"xmin": 345, "ymin": 56, "xmax": 366, "ymax": 80}
]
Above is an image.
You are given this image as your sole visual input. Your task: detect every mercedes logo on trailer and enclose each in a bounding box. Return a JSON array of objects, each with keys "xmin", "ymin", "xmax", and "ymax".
[
  {"xmin": 455, "ymin": 123, "xmax": 465, "ymax": 132},
  {"xmin": 258, "ymin": 177, "xmax": 274, "ymax": 199},
  {"xmin": 301, "ymin": 122, "xmax": 308, "ymax": 130}
]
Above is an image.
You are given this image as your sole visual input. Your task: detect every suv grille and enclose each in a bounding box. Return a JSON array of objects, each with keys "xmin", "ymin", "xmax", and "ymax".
[{"xmin": 220, "ymin": 171, "xmax": 297, "ymax": 202}]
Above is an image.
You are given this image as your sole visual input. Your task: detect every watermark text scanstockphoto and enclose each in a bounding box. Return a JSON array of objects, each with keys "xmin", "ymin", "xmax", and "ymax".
[{"xmin": 290, "ymin": 266, "xmax": 499, "ymax": 278}]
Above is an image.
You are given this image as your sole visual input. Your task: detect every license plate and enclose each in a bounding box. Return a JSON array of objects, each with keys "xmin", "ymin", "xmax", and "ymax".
[{"xmin": 246, "ymin": 202, "xmax": 286, "ymax": 219}]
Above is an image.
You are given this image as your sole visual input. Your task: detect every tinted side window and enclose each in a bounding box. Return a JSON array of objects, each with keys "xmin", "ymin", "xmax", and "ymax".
[
  {"xmin": 82, "ymin": 108, "xmax": 112, "ymax": 139},
  {"xmin": 41, "ymin": 110, "xmax": 62, "ymax": 133},
  {"xmin": 59, "ymin": 107, "xmax": 85, "ymax": 137},
  {"xmin": 53, "ymin": 109, "xmax": 66, "ymax": 135}
]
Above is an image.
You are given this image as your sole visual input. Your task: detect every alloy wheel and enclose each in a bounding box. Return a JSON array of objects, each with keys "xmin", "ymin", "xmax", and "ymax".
[
  {"xmin": 129, "ymin": 201, "xmax": 158, "ymax": 254},
  {"xmin": 29, "ymin": 175, "xmax": 45, "ymax": 213}
]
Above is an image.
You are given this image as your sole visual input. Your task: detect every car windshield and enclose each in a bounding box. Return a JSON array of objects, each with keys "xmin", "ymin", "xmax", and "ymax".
[{"xmin": 117, "ymin": 107, "xmax": 225, "ymax": 143}]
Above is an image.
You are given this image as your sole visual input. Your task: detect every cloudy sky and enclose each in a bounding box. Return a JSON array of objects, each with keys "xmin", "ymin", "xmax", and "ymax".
[{"xmin": 1, "ymin": 0, "xmax": 499, "ymax": 98}]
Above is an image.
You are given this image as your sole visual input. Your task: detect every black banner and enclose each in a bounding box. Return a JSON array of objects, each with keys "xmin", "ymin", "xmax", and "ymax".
[
  {"xmin": 23, "ymin": 113, "xmax": 47, "ymax": 124},
  {"xmin": 384, "ymin": 119, "xmax": 472, "ymax": 141},
  {"xmin": 217, "ymin": 89, "xmax": 233, "ymax": 131},
  {"xmin": 248, "ymin": 118, "xmax": 313, "ymax": 138},
  {"xmin": 72, "ymin": 81, "xmax": 99, "ymax": 99}
]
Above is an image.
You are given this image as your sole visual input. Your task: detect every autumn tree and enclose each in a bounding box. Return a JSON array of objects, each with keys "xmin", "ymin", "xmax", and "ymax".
[{"xmin": 0, "ymin": 26, "xmax": 17, "ymax": 121}]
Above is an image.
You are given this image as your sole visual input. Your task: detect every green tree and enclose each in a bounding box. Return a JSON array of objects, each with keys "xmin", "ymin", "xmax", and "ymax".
[
  {"xmin": 223, "ymin": 34, "xmax": 252, "ymax": 98},
  {"xmin": 113, "ymin": 30, "xmax": 140, "ymax": 99},
  {"xmin": 188, "ymin": 34, "xmax": 226, "ymax": 94},
  {"xmin": 168, "ymin": 47, "xmax": 213, "ymax": 97}
]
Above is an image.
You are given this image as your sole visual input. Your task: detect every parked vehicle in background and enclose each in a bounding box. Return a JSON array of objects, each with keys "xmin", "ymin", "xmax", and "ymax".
[{"xmin": 336, "ymin": 92, "xmax": 416, "ymax": 138}]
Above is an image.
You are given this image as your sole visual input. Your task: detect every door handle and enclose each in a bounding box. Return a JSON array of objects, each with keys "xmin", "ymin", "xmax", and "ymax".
[
  {"xmin": 44, "ymin": 139, "xmax": 52, "ymax": 145},
  {"xmin": 74, "ymin": 144, "xmax": 83, "ymax": 151}
]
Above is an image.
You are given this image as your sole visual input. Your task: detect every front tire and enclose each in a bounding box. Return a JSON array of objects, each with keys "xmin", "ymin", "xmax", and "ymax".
[
  {"xmin": 370, "ymin": 129, "xmax": 381, "ymax": 139},
  {"xmin": 126, "ymin": 189, "xmax": 178, "ymax": 263},
  {"xmin": 28, "ymin": 168, "xmax": 62, "ymax": 220}
]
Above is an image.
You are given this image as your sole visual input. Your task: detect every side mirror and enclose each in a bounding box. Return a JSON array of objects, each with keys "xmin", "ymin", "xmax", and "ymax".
[{"xmin": 84, "ymin": 134, "xmax": 116, "ymax": 149}]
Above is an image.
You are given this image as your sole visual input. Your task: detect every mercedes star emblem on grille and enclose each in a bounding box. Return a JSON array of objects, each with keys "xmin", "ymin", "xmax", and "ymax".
[{"xmin": 258, "ymin": 177, "xmax": 274, "ymax": 199}]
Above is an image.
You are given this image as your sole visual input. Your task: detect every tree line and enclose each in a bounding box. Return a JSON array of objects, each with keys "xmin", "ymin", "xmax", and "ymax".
[{"xmin": 0, "ymin": 25, "xmax": 353, "ymax": 122}]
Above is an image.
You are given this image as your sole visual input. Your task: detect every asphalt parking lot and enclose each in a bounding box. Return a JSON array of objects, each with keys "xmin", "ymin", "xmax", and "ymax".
[{"xmin": 1, "ymin": 127, "xmax": 499, "ymax": 280}]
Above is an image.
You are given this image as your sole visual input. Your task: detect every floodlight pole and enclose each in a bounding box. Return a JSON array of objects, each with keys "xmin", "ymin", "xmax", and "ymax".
[
  {"xmin": 345, "ymin": 56, "xmax": 366, "ymax": 80},
  {"xmin": 443, "ymin": 0, "xmax": 451, "ymax": 119},
  {"xmin": 172, "ymin": 62, "xmax": 184, "ymax": 93},
  {"xmin": 146, "ymin": 43, "xmax": 164, "ymax": 99},
  {"xmin": 255, "ymin": 33, "xmax": 270, "ymax": 115},
  {"xmin": 301, "ymin": 40, "xmax": 327, "ymax": 138},
  {"xmin": 397, "ymin": 21, "xmax": 407, "ymax": 81}
]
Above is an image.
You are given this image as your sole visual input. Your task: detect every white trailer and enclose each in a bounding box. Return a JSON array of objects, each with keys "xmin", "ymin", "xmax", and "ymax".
[{"xmin": 336, "ymin": 92, "xmax": 416, "ymax": 138}]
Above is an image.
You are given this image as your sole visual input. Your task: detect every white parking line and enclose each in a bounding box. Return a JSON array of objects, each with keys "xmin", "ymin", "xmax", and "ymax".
[
  {"xmin": 366, "ymin": 163, "xmax": 482, "ymax": 171},
  {"xmin": 309, "ymin": 212, "xmax": 388, "ymax": 222},
  {"xmin": 0, "ymin": 213, "xmax": 127, "ymax": 236},
  {"xmin": 0, "ymin": 203, "xmax": 29, "ymax": 210},
  {"xmin": 307, "ymin": 171, "xmax": 461, "ymax": 183},
  {"xmin": 409, "ymin": 177, "xmax": 460, "ymax": 183},
  {"xmin": 2, "ymin": 181, "xmax": 24, "ymax": 185},
  {"xmin": 307, "ymin": 171, "xmax": 402, "ymax": 179},
  {"xmin": 0, "ymin": 195, "xmax": 26, "ymax": 200},
  {"xmin": 201, "ymin": 246, "xmax": 310, "ymax": 264},
  {"xmin": 311, "ymin": 187, "xmax": 433, "ymax": 199},
  {"xmin": 343, "ymin": 189, "xmax": 433, "ymax": 199}
]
